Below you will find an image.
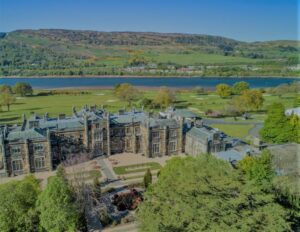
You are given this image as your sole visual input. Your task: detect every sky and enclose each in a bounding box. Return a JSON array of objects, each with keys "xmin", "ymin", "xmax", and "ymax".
[{"xmin": 0, "ymin": 0, "xmax": 299, "ymax": 42}]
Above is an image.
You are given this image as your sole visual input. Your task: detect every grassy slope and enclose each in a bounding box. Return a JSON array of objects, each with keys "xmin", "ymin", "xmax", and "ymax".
[{"xmin": 0, "ymin": 29, "xmax": 299, "ymax": 77}]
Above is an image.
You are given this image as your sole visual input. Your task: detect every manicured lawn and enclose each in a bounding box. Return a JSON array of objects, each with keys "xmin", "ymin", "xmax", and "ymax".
[
  {"xmin": 0, "ymin": 88, "xmax": 297, "ymax": 126},
  {"xmin": 113, "ymin": 162, "xmax": 161, "ymax": 175},
  {"xmin": 211, "ymin": 124, "xmax": 254, "ymax": 139}
]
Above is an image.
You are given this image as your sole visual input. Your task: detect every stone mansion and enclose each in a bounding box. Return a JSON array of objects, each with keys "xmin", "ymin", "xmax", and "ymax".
[{"xmin": 0, "ymin": 106, "xmax": 226, "ymax": 177}]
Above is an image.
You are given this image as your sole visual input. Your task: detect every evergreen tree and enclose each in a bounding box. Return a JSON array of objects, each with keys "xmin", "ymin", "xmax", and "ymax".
[{"xmin": 143, "ymin": 169, "xmax": 152, "ymax": 189}]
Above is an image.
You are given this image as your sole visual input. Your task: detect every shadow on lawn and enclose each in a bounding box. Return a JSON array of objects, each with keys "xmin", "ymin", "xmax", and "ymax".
[
  {"xmin": 0, "ymin": 116, "xmax": 20, "ymax": 123},
  {"xmin": 174, "ymin": 100, "xmax": 192, "ymax": 109}
]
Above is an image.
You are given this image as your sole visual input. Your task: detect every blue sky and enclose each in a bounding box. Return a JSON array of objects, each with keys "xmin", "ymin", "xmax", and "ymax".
[{"xmin": 0, "ymin": 0, "xmax": 298, "ymax": 41}]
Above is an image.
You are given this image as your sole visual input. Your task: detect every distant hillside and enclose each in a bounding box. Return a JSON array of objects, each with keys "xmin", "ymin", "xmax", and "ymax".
[{"xmin": 0, "ymin": 29, "xmax": 299, "ymax": 77}]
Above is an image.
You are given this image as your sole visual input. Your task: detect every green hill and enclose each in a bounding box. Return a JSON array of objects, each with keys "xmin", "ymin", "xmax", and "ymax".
[{"xmin": 0, "ymin": 29, "xmax": 299, "ymax": 77}]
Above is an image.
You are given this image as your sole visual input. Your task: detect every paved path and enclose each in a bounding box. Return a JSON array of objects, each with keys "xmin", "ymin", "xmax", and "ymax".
[
  {"xmin": 248, "ymin": 123, "xmax": 263, "ymax": 138},
  {"xmin": 103, "ymin": 223, "xmax": 138, "ymax": 232},
  {"xmin": 97, "ymin": 157, "xmax": 124, "ymax": 187}
]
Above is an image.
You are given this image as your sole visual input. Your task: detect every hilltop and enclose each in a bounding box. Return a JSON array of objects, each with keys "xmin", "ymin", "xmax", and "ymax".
[{"xmin": 0, "ymin": 29, "xmax": 299, "ymax": 77}]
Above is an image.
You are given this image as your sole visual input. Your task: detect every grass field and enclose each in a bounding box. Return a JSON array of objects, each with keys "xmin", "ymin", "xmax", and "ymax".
[
  {"xmin": 211, "ymin": 124, "xmax": 255, "ymax": 139},
  {"xmin": 113, "ymin": 162, "xmax": 161, "ymax": 175},
  {"xmin": 0, "ymin": 89, "xmax": 297, "ymax": 126}
]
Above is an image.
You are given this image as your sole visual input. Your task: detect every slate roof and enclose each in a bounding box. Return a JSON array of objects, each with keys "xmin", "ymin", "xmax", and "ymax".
[
  {"xmin": 27, "ymin": 117, "xmax": 85, "ymax": 131},
  {"xmin": 148, "ymin": 118, "xmax": 179, "ymax": 128},
  {"xmin": 172, "ymin": 109, "xmax": 197, "ymax": 118},
  {"xmin": 7, "ymin": 128, "xmax": 46, "ymax": 141},
  {"xmin": 110, "ymin": 111, "xmax": 147, "ymax": 125},
  {"xmin": 186, "ymin": 126, "xmax": 215, "ymax": 142},
  {"xmin": 213, "ymin": 149, "xmax": 245, "ymax": 162}
]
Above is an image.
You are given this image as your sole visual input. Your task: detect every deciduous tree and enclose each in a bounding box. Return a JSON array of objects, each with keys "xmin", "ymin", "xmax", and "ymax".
[
  {"xmin": 153, "ymin": 87, "xmax": 175, "ymax": 109},
  {"xmin": 14, "ymin": 82, "xmax": 33, "ymax": 96},
  {"xmin": 138, "ymin": 156, "xmax": 290, "ymax": 232},
  {"xmin": 216, "ymin": 83, "xmax": 231, "ymax": 98},
  {"xmin": 232, "ymin": 81, "xmax": 249, "ymax": 95},
  {"xmin": 37, "ymin": 170, "xmax": 79, "ymax": 232},
  {"xmin": 260, "ymin": 103, "xmax": 295, "ymax": 143},
  {"xmin": 114, "ymin": 83, "xmax": 141, "ymax": 106},
  {"xmin": 0, "ymin": 91, "xmax": 16, "ymax": 111},
  {"xmin": 0, "ymin": 84, "xmax": 12, "ymax": 94},
  {"xmin": 0, "ymin": 175, "xmax": 40, "ymax": 232}
]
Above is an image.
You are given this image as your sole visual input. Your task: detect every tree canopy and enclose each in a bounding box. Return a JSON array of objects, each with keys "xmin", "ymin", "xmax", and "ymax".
[
  {"xmin": 114, "ymin": 83, "xmax": 141, "ymax": 106},
  {"xmin": 232, "ymin": 89, "xmax": 264, "ymax": 112},
  {"xmin": 260, "ymin": 103, "xmax": 297, "ymax": 143},
  {"xmin": 0, "ymin": 175, "xmax": 40, "ymax": 232},
  {"xmin": 37, "ymin": 170, "xmax": 79, "ymax": 232},
  {"xmin": 153, "ymin": 87, "xmax": 175, "ymax": 109},
  {"xmin": 137, "ymin": 155, "xmax": 290, "ymax": 232},
  {"xmin": 14, "ymin": 82, "xmax": 33, "ymax": 96},
  {"xmin": 216, "ymin": 83, "xmax": 231, "ymax": 98},
  {"xmin": 232, "ymin": 81, "xmax": 249, "ymax": 95},
  {"xmin": 0, "ymin": 91, "xmax": 16, "ymax": 111}
]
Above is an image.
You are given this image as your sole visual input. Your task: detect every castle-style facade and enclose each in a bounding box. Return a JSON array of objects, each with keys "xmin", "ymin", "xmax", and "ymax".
[{"xmin": 0, "ymin": 106, "xmax": 225, "ymax": 177}]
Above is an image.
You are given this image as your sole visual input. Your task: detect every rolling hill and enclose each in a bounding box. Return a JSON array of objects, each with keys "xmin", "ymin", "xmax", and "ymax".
[{"xmin": 0, "ymin": 29, "xmax": 299, "ymax": 77}]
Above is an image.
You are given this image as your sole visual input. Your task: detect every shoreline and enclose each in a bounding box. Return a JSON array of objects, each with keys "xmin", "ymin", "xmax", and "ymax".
[{"xmin": 1, "ymin": 75, "xmax": 299, "ymax": 79}]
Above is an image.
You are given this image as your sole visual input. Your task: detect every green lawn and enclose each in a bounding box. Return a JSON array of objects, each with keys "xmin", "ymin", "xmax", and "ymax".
[
  {"xmin": 113, "ymin": 162, "xmax": 161, "ymax": 175},
  {"xmin": 211, "ymin": 124, "xmax": 255, "ymax": 139},
  {"xmin": 0, "ymin": 89, "xmax": 297, "ymax": 125}
]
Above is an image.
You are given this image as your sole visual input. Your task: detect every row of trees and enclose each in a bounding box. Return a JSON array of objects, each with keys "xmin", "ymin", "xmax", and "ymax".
[
  {"xmin": 114, "ymin": 83, "xmax": 176, "ymax": 109},
  {"xmin": 138, "ymin": 151, "xmax": 299, "ymax": 231},
  {"xmin": 0, "ymin": 82, "xmax": 33, "ymax": 111},
  {"xmin": 0, "ymin": 166, "xmax": 87, "ymax": 232},
  {"xmin": 216, "ymin": 81, "xmax": 250, "ymax": 98},
  {"xmin": 0, "ymin": 82, "xmax": 33, "ymax": 96}
]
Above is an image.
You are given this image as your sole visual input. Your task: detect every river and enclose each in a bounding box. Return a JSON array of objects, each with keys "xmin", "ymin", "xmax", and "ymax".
[{"xmin": 0, "ymin": 77, "xmax": 298, "ymax": 89}]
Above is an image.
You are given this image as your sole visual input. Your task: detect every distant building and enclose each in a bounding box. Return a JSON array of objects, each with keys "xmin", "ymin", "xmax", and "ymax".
[
  {"xmin": 285, "ymin": 107, "xmax": 300, "ymax": 117},
  {"xmin": 0, "ymin": 106, "xmax": 226, "ymax": 177}
]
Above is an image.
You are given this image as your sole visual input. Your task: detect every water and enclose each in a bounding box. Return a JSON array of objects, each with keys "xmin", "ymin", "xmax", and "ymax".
[{"xmin": 0, "ymin": 77, "xmax": 298, "ymax": 89}]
